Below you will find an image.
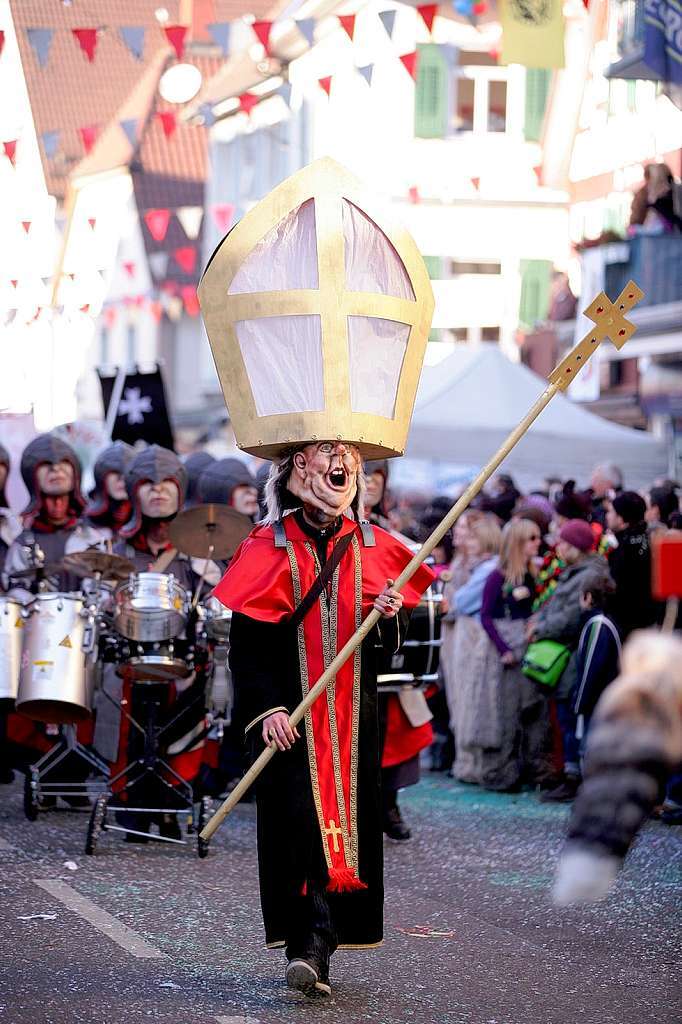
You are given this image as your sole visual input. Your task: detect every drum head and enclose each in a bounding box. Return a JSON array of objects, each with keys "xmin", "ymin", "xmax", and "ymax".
[
  {"xmin": 116, "ymin": 656, "xmax": 191, "ymax": 682},
  {"xmin": 17, "ymin": 699, "xmax": 92, "ymax": 725}
]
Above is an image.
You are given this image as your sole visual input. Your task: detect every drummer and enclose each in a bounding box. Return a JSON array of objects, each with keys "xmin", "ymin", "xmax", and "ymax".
[
  {"xmin": 364, "ymin": 459, "xmax": 434, "ymax": 843},
  {"xmin": 100, "ymin": 445, "xmax": 209, "ymax": 841},
  {"xmin": 3, "ymin": 434, "xmax": 103, "ymax": 785},
  {"xmin": 84, "ymin": 441, "xmax": 134, "ymax": 543},
  {"xmin": 0, "ymin": 443, "xmax": 21, "ymax": 784},
  {"xmin": 182, "ymin": 450, "xmax": 215, "ymax": 509}
]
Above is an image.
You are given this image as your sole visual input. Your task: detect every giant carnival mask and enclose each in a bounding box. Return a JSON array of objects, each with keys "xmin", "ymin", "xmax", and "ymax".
[{"xmin": 288, "ymin": 441, "xmax": 361, "ymax": 523}]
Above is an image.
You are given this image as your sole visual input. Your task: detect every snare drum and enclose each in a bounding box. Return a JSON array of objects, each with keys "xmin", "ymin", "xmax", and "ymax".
[
  {"xmin": 16, "ymin": 593, "xmax": 95, "ymax": 723},
  {"xmin": 115, "ymin": 637, "xmax": 192, "ymax": 683},
  {"xmin": 203, "ymin": 597, "xmax": 232, "ymax": 642},
  {"xmin": 0, "ymin": 597, "xmax": 22, "ymax": 704},
  {"xmin": 377, "ymin": 588, "xmax": 443, "ymax": 688},
  {"xmin": 113, "ymin": 572, "xmax": 187, "ymax": 643}
]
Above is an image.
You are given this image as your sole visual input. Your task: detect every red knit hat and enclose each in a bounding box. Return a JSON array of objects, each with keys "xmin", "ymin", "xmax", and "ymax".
[{"xmin": 559, "ymin": 519, "xmax": 595, "ymax": 553}]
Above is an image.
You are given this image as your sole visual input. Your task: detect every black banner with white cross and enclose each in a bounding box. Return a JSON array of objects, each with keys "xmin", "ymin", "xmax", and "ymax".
[{"xmin": 98, "ymin": 366, "xmax": 175, "ymax": 451}]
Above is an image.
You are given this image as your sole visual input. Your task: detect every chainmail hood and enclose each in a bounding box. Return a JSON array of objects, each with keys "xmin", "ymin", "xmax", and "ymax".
[
  {"xmin": 120, "ymin": 445, "xmax": 188, "ymax": 539},
  {"xmin": 197, "ymin": 458, "xmax": 255, "ymax": 505},
  {"xmin": 183, "ymin": 451, "xmax": 215, "ymax": 507},
  {"xmin": 20, "ymin": 433, "xmax": 85, "ymax": 519},
  {"xmin": 86, "ymin": 441, "xmax": 135, "ymax": 520}
]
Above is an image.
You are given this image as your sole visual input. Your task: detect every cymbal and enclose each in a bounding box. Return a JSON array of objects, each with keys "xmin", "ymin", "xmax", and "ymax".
[
  {"xmin": 169, "ymin": 504, "xmax": 253, "ymax": 561},
  {"xmin": 61, "ymin": 550, "xmax": 136, "ymax": 581}
]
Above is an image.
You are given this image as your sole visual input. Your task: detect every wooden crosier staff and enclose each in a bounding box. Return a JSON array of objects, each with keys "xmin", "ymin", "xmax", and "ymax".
[{"xmin": 201, "ymin": 280, "xmax": 644, "ymax": 841}]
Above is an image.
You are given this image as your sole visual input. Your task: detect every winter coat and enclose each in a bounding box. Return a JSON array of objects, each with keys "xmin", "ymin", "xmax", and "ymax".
[
  {"xmin": 573, "ymin": 611, "xmax": 621, "ymax": 718},
  {"xmin": 608, "ymin": 523, "xmax": 659, "ymax": 638},
  {"xmin": 533, "ymin": 554, "xmax": 611, "ymax": 699}
]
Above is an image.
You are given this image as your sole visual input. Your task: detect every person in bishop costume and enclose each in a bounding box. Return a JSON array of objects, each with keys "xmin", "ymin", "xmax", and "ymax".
[{"xmin": 199, "ymin": 158, "xmax": 436, "ymax": 997}]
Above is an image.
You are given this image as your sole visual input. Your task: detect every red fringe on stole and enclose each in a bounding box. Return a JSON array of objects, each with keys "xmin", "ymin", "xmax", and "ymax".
[{"xmin": 326, "ymin": 867, "xmax": 368, "ymax": 893}]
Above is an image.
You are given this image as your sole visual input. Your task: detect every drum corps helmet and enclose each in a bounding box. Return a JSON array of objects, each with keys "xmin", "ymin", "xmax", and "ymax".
[
  {"xmin": 196, "ymin": 458, "xmax": 256, "ymax": 505},
  {"xmin": 86, "ymin": 441, "xmax": 135, "ymax": 522},
  {"xmin": 182, "ymin": 450, "xmax": 215, "ymax": 507},
  {"xmin": 20, "ymin": 433, "xmax": 86, "ymax": 520},
  {"xmin": 120, "ymin": 445, "xmax": 188, "ymax": 539}
]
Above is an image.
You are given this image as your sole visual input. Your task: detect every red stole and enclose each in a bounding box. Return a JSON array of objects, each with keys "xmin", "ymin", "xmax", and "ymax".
[{"xmin": 213, "ymin": 515, "xmax": 434, "ymax": 892}]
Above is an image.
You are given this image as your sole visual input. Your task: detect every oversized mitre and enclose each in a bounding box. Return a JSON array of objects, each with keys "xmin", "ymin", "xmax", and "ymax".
[{"xmin": 198, "ymin": 158, "xmax": 435, "ymax": 460}]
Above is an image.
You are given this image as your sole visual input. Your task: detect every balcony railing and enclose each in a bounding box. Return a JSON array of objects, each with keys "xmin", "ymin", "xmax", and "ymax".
[{"xmin": 604, "ymin": 233, "xmax": 682, "ymax": 307}]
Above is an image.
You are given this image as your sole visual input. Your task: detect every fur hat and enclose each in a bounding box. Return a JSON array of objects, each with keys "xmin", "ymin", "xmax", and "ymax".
[
  {"xmin": 20, "ymin": 433, "xmax": 86, "ymax": 519},
  {"xmin": 120, "ymin": 445, "xmax": 187, "ymax": 539},
  {"xmin": 559, "ymin": 519, "xmax": 595, "ymax": 553}
]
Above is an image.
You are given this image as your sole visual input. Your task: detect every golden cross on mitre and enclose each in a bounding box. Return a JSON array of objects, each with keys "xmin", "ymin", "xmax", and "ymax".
[{"xmin": 198, "ymin": 158, "xmax": 435, "ymax": 461}]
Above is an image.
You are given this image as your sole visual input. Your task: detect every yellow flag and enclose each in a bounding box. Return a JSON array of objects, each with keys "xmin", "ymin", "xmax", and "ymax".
[{"xmin": 501, "ymin": 0, "xmax": 565, "ymax": 69}]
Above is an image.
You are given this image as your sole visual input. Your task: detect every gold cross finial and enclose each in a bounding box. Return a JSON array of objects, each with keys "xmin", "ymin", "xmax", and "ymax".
[{"xmin": 549, "ymin": 280, "xmax": 644, "ymax": 392}]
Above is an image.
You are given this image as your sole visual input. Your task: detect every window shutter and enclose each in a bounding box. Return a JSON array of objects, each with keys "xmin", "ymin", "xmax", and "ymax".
[
  {"xmin": 415, "ymin": 44, "xmax": 448, "ymax": 139},
  {"xmin": 523, "ymin": 69, "xmax": 551, "ymax": 142},
  {"xmin": 423, "ymin": 255, "xmax": 443, "ymax": 279},
  {"xmin": 519, "ymin": 260, "xmax": 551, "ymax": 329}
]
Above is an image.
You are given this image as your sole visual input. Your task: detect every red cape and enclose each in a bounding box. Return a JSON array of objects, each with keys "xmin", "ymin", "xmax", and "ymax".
[{"xmin": 212, "ymin": 515, "xmax": 435, "ymax": 620}]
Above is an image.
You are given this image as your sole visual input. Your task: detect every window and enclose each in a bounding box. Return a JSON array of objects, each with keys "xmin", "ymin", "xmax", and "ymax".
[
  {"xmin": 454, "ymin": 54, "xmax": 509, "ymax": 136},
  {"xmin": 455, "ymin": 77, "xmax": 475, "ymax": 132},
  {"xmin": 481, "ymin": 327, "xmax": 500, "ymax": 342},
  {"xmin": 450, "ymin": 260, "xmax": 501, "ymax": 275},
  {"xmin": 488, "ymin": 81, "xmax": 507, "ymax": 133}
]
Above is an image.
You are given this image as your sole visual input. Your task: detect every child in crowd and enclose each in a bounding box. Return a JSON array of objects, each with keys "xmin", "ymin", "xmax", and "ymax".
[{"xmin": 573, "ymin": 572, "xmax": 621, "ymax": 756}]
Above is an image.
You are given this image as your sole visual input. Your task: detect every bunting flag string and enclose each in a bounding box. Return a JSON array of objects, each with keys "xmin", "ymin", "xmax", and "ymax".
[
  {"xmin": 122, "ymin": 261, "xmax": 136, "ymax": 278},
  {"xmin": 149, "ymin": 252, "xmax": 170, "ymax": 278},
  {"xmin": 156, "ymin": 111, "xmax": 177, "ymax": 138},
  {"xmin": 27, "ymin": 28, "xmax": 53, "ymax": 68},
  {"xmin": 3, "ymin": 140, "xmax": 17, "ymax": 167},
  {"xmin": 21, "ymin": 221, "xmax": 31, "ymax": 235},
  {"xmin": 164, "ymin": 24, "xmax": 187, "ymax": 60},
  {"xmin": 41, "ymin": 131, "xmax": 59, "ymax": 158},
  {"xmin": 72, "ymin": 28, "xmax": 99, "ymax": 63},
  {"xmin": 119, "ymin": 118, "xmax": 138, "ymax": 148},
  {"xmin": 338, "ymin": 15, "xmax": 356, "ymax": 41},
  {"xmin": 88, "ymin": 217, "xmax": 97, "ymax": 230},
  {"xmin": 417, "ymin": 5, "xmax": 438, "ymax": 33},
  {"xmin": 400, "ymin": 51, "xmax": 419, "ymax": 80},
  {"xmin": 206, "ymin": 22, "xmax": 231, "ymax": 56},
  {"xmin": 173, "ymin": 246, "xmax": 197, "ymax": 274},
  {"xmin": 239, "ymin": 92, "xmax": 260, "ymax": 116},
  {"xmin": 211, "ymin": 203, "xmax": 235, "ymax": 233},
  {"xmin": 379, "ymin": 11, "xmax": 397, "ymax": 39},
  {"xmin": 357, "ymin": 64, "xmax": 374, "ymax": 86},
  {"xmin": 296, "ymin": 18, "xmax": 316, "ymax": 47},
  {"xmin": 176, "ymin": 206, "xmax": 203, "ymax": 239},
  {"xmin": 78, "ymin": 124, "xmax": 99, "ymax": 155},
  {"xmin": 251, "ymin": 20, "xmax": 273, "ymax": 54},
  {"xmin": 119, "ymin": 26, "xmax": 145, "ymax": 61},
  {"xmin": 319, "ymin": 76, "xmax": 332, "ymax": 96}
]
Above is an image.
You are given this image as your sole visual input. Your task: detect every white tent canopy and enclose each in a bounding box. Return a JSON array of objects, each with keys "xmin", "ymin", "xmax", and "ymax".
[{"xmin": 405, "ymin": 345, "xmax": 669, "ymax": 491}]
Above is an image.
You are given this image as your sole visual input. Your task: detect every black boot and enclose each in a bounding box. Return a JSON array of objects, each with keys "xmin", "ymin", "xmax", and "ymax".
[
  {"xmin": 383, "ymin": 790, "xmax": 411, "ymax": 841},
  {"xmin": 540, "ymin": 775, "xmax": 581, "ymax": 803}
]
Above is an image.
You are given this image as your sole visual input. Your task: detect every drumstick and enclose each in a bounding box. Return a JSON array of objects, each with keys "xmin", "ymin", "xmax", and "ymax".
[
  {"xmin": 200, "ymin": 281, "xmax": 644, "ymax": 842},
  {"xmin": 190, "ymin": 544, "xmax": 215, "ymax": 613}
]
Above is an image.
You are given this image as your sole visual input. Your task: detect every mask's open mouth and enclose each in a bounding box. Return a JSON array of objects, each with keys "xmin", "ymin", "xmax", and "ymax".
[{"xmin": 327, "ymin": 467, "xmax": 348, "ymax": 490}]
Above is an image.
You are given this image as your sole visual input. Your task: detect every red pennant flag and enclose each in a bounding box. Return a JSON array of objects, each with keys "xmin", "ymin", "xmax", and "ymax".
[
  {"xmin": 239, "ymin": 92, "xmax": 259, "ymax": 116},
  {"xmin": 88, "ymin": 217, "xmax": 96, "ymax": 230},
  {"xmin": 408, "ymin": 186, "xmax": 420, "ymax": 204},
  {"xmin": 400, "ymin": 51, "xmax": 419, "ymax": 80},
  {"xmin": 10, "ymin": 279, "xmax": 18, "ymax": 289},
  {"xmin": 174, "ymin": 246, "xmax": 197, "ymax": 274},
  {"xmin": 181, "ymin": 285, "xmax": 200, "ymax": 317},
  {"xmin": 144, "ymin": 208, "xmax": 171, "ymax": 242},
  {"xmin": 157, "ymin": 111, "xmax": 177, "ymax": 138},
  {"xmin": 473, "ymin": 1, "xmax": 488, "ymax": 12},
  {"xmin": 65, "ymin": 272, "xmax": 76, "ymax": 282},
  {"xmin": 164, "ymin": 24, "xmax": 187, "ymax": 60},
  {"xmin": 3, "ymin": 140, "xmax": 17, "ymax": 166},
  {"xmin": 338, "ymin": 15, "xmax": 356, "ymax": 41},
  {"xmin": 471, "ymin": 177, "xmax": 480, "ymax": 190},
  {"xmin": 251, "ymin": 20, "xmax": 273, "ymax": 53},
  {"xmin": 72, "ymin": 28, "xmax": 98, "ymax": 63},
  {"xmin": 489, "ymin": 46, "xmax": 500, "ymax": 62},
  {"xmin": 149, "ymin": 300, "xmax": 163, "ymax": 323},
  {"xmin": 78, "ymin": 124, "xmax": 99, "ymax": 154},
  {"xmin": 582, "ymin": 0, "xmax": 590, "ymax": 7},
  {"xmin": 80, "ymin": 303, "xmax": 90, "ymax": 314},
  {"xmin": 533, "ymin": 165, "xmax": 543, "ymax": 184},
  {"xmin": 104, "ymin": 307, "xmax": 117, "ymax": 328},
  {"xmin": 319, "ymin": 76, "xmax": 332, "ymax": 96},
  {"xmin": 417, "ymin": 5, "xmax": 438, "ymax": 33},
  {"xmin": 211, "ymin": 203, "xmax": 234, "ymax": 233},
  {"xmin": 0, "ymin": 32, "xmax": 5, "ymax": 59},
  {"xmin": 21, "ymin": 221, "xmax": 31, "ymax": 234},
  {"xmin": 123, "ymin": 261, "xmax": 136, "ymax": 278},
  {"xmin": 134, "ymin": 295, "xmax": 146, "ymax": 308}
]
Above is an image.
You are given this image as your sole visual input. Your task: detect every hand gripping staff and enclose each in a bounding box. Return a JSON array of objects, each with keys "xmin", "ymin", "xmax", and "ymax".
[{"xmin": 200, "ymin": 281, "xmax": 644, "ymax": 842}]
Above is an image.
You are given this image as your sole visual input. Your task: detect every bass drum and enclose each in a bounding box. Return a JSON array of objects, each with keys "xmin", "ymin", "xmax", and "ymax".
[
  {"xmin": 0, "ymin": 597, "xmax": 23, "ymax": 705},
  {"xmin": 377, "ymin": 588, "xmax": 443, "ymax": 689},
  {"xmin": 16, "ymin": 594, "xmax": 95, "ymax": 723}
]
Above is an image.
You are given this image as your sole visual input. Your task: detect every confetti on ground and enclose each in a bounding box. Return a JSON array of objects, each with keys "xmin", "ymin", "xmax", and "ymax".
[{"xmin": 18, "ymin": 913, "xmax": 58, "ymax": 921}]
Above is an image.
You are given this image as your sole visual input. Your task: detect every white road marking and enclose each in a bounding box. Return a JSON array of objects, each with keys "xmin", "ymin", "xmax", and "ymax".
[{"xmin": 34, "ymin": 878, "xmax": 166, "ymax": 959}]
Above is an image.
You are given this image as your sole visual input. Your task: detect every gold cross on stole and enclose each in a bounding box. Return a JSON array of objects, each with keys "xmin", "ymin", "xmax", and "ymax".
[{"xmin": 323, "ymin": 819, "xmax": 344, "ymax": 854}]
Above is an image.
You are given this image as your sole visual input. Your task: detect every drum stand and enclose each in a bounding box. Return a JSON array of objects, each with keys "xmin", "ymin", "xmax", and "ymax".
[
  {"xmin": 24, "ymin": 725, "xmax": 109, "ymax": 821},
  {"xmin": 85, "ymin": 685, "xmax": 211, "ymax": 858}
]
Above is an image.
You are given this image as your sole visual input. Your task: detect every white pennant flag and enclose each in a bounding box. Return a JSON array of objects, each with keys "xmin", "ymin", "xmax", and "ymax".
[
  {"xmin": 176, "ymin": 206, "xmax": 203, "ymax": 240},
  {"xmin": 148, "ymin": 252, "xmax": 169, "ymax": 278}
]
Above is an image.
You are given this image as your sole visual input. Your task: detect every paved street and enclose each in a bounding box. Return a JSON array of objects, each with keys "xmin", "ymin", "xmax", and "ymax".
[{"xmin": 0, "ymin": 773, "xmax": 679, "ymax": 1024}]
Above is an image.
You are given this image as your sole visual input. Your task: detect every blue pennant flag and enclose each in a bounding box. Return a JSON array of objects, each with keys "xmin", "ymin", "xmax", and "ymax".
[
  {"xmin": 41, "ymin": 130, "xmax": 60, "ymax": 158},
  {"xmin": 207, "ymin": 22, "xmax": 231, "ymax": 56},
  {"xmin": 644, "ymin": 0, "xmax": 682, "ymax": 88},
  {"xmin": 278, "ymin": 82, "xmax": 293, "ymax": 107},
  {"xmin": 119, "ymin": 26, "xmax": 145, "ymax": 61},
  {"xmin": 379, "ymin": 11, "xmax": 397, "ymax": 39},
  {"xmin": 199, "ymin": 102, "xmax": 216, "ymax": 127},
  {"xmin": 296, "ymin": 18, "xmax": 316, "ymax": 47},
  {"xmin": 357, "ymin": 64, "xmax": 374, "ymax": 86},
  {"xmin": 119, "ymin": 119, "xmax": 138, "ymax": 148},
  {"xmin": 27, "ymin": 28, "xmax": 53, "ymax": 68}
]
